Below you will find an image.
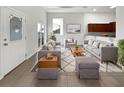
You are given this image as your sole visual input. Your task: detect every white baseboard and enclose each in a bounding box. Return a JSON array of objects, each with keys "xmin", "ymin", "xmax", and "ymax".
[
  {"xmin": 26, "ymin": 47, "xmax": 42, "ymax": 60},
  {"xmin": 26, "ymin": 52, "xmax": 36, "ymax": 60},
  {"xmin": 0, "ymin": 75, "xmax": 4, "ymax": 80}
]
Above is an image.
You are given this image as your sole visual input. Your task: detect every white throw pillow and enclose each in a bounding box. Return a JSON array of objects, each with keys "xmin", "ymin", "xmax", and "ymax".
[
  {"xmin": 48, "ymin": 39, "xmax": 56, "ymax": 47},
  {"xmin": 92, "ymin": 41, "xmax": 100, "ymax": 48},
  {"xmin": 99, "ymin": 43, "xmax": 103, "ymax": 49},
  {"xmin": 67, "ymin": 39, "xmax": 73, "ymax": 43},
  {"xmin": 48, "ymin": 44, "xmax": 54, "ymax": 51},
  {"xmin": 88, "ymin": 40, "xmax": 94, "ymax": 46}
]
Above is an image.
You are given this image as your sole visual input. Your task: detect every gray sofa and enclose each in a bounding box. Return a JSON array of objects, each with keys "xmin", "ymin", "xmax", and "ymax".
[
  {"xmin": 84, "ymin": 39, "xmax": 118, "ymax": 64},
  {"xmin": 37, "ymin": 43, "xmax": 61, "ymax": 79},
  {"xmin": 38, "ymin": 44, "xmax": 61, "ymax": 68},
  {"xmin": 38, "ymin": 50, "xmax": 61, "ymax": 68}
]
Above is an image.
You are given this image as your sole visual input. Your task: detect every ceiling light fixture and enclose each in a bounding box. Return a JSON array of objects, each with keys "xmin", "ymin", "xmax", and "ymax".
[{"xmin": 93, "ymin": 8, "xmax": 96, "ymax": 12}]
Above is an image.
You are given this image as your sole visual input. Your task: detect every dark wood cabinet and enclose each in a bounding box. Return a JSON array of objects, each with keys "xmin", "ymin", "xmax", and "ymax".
[
  {"xmin": 88, "ymin": 22, "xmax": 116, "ymax": 32},
  {"xmin": 109, "ymin": 22, "xmax": 116, "ymax": 32}
]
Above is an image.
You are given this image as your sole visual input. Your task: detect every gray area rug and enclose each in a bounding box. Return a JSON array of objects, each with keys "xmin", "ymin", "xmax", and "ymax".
[{"xmin": 60, "ymin": 48, "xmax": 122, "ymax": 72}]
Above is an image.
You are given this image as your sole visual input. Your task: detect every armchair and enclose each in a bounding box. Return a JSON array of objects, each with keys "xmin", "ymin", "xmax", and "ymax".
[
  {"xmin": 64, "ymin": 38, "xmax": 77, "ymax": 48},
  {"xmin": 101, "ymin": 46, "xmax": 118, "ymax": 64},
  {"xmin": 101, "ymin": 46, "xmax": 118, "ymax": 71}
]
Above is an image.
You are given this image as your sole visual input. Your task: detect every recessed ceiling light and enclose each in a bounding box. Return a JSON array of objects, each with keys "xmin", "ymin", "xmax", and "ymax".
[
  {"xmin": 93, "ymin": 8, "xmax": 96, "ymax": 12},
  {"xmin": 110, "ymin": 6, "xmax": 116, "ymax": 8}
]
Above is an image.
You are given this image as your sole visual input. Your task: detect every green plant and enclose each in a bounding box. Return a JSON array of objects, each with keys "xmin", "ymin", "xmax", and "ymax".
[
  {"xmin": 48, "ymin": 32, "xmax": 56, "ymax": 41},
  {"xmin": 75, "ymin": 45, "xmax": 80, "ymax": 49},
  {"xmin": 118, "ymin": 39, "xmax": 124, "ymax": 65}
]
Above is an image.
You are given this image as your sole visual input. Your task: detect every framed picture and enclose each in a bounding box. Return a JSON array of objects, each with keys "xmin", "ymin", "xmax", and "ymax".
[{"xmin": 67, "ymin": 24, "xmax": 81, "ymax": 34}]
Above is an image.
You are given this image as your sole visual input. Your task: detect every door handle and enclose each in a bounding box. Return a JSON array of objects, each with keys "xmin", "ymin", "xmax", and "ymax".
[{"xmin": 4, "ymin": 43, "xmax": 8, "ymax": 46}]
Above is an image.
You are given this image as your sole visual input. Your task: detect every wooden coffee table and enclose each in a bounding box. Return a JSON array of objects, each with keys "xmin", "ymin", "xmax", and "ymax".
[
  {"xmin": 38, "ymin": 56, "xmax": 58, "ymax": 68},
  {"xmin": 71, "ymin": 47, "xmax": 85, "ymax": 57}
]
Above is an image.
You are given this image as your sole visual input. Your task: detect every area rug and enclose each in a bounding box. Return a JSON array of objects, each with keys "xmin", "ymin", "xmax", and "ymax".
[
  {"xmin": 60, "ymin": 48, "xmax": 122, "ymax": 72},
  {"xmin": 32, "ymin": 47, "xmax": 122, "ymax": 72}
]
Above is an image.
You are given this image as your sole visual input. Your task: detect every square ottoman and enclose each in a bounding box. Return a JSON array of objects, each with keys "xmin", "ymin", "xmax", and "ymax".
[
  {"xmin": 75, "ymin": 57, "xmax": 100, "ymax": 79},
  {"xmin": 37, "ymin": 68, "xmax": 58, "ymax": 80}
]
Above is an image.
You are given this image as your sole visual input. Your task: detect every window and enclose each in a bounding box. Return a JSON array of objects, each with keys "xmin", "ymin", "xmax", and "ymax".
[
  {"xmin": 37, "ymin": 23, "xmax": 45, "ymax": 47},
  {"xmin": 52, "ymin": 18, "xmax": 63, "ymax": 35},
  {"xmin": 10, "ymin": 16, "xmax": 22, "ymax": 41}
]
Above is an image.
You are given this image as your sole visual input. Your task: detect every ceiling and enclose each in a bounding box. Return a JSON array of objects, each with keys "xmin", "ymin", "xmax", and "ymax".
[{"xmin": 42, "ymin": 6, "xmax": 116, "ymax": 13}]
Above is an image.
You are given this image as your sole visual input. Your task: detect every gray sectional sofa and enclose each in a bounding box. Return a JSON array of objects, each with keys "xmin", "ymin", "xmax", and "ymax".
[{"xmin": 84, "ymin": 39, "xmax": 118, "ymax": 64}]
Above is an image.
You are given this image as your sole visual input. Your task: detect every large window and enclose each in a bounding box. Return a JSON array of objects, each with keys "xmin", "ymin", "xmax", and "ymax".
[{"xmin": 52, "ymin": 18, "xmax": 63, "ymax": 35}]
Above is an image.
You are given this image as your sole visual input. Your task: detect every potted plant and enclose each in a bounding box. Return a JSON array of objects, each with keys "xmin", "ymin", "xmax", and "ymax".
[
  {"xmin": 117, "ymin": 39, "xmax": 124, "ymax": 66},
  {"xmin": 48, "ymin": 32, "xmax": 56, "ymax": 41},
  {"xmin": 75, "ymin": 45, "xmax": 80, "ymax": 50}
]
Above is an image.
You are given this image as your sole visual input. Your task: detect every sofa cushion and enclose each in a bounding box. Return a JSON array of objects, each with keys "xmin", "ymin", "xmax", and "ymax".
[
  {"xmin": 92, "ymin": 48, "xmax": 100, "ymax": 56},
  {"xmin": 85, "ymin": 46, "xmax": 92, "ymax": 50}
]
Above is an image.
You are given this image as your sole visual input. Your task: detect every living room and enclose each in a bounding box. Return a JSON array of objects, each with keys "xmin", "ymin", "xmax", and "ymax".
[{"xmin": 0, "ymin": 4, "xmax": 124, "ymax": 89}]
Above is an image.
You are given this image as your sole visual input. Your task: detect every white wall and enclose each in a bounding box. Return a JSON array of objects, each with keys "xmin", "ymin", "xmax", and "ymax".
[
  {"xmin": 0, "ymin": 6, "xmax": 47, "ymax": 79},
  {"xmin": 0, "ymin": 7, "xmax": 2, "ymax": 79},
  {"xmin": 47, "ymin": 12, "xmax": 115, "ymax": 45},
  {"xmin": 12, "ymin": 6, "xmax": 47, "ymax": 59},
  {"xmin": 47, "ymin": 13, "xmax": 84, "ymax": 45},
  {"xmin": 116, "ymin": 6, "xmax": 124, "ymax": 41}
]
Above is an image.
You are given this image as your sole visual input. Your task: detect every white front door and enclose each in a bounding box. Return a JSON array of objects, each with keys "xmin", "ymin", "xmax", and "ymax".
[{"xmin": 1, "ymin": 7, "xmax": 26, "ymax": 76}]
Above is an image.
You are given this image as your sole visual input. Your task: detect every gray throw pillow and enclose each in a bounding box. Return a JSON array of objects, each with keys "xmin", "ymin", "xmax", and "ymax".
[{"xmin": 42, "ymin": 45, "xmax": 48, "ymax": 50}]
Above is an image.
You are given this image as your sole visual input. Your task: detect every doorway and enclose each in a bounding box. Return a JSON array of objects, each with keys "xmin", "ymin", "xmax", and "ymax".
[{"xmin": 0, "ymin": 7, "xmax": 26, "ymax": 78}]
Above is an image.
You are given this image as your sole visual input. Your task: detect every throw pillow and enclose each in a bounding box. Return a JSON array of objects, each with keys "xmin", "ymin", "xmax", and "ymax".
[
  {"xmin": 42, "ymin": 44, "xmax": 48, "ymax": 50},
  {"xmin": 67, "ymin": 39, "xmax": 73, "ymax": 43},
  {"xmin": 92, "ymin": 41, "xmax": 100, "ymax": 48},
  {"xmin": 48, "ymin": 44, "xmax": 54, "ymax": 51},
  {"xmin": 99, "ymin": 43, "xmax": 103, "ymax": 49},
  {"xmin": 88, "ymin": 40, "xmax": 94, "ymax": 46},
  {"xmin": 48, "ymin": 39, "xmax": 56, "ymax": 48}
]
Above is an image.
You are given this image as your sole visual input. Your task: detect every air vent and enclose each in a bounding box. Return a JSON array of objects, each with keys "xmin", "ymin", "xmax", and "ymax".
[
  {"xmin": 59, "ymin": 6, "xmax": 74, "ymax": 8},
  {"xmin": 59, "ymin": 6, "xmax": 88, "ymax": 9},
  {"xmin": 81, "ymin": 6, "xmax": 88, "ymax": 8}
]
